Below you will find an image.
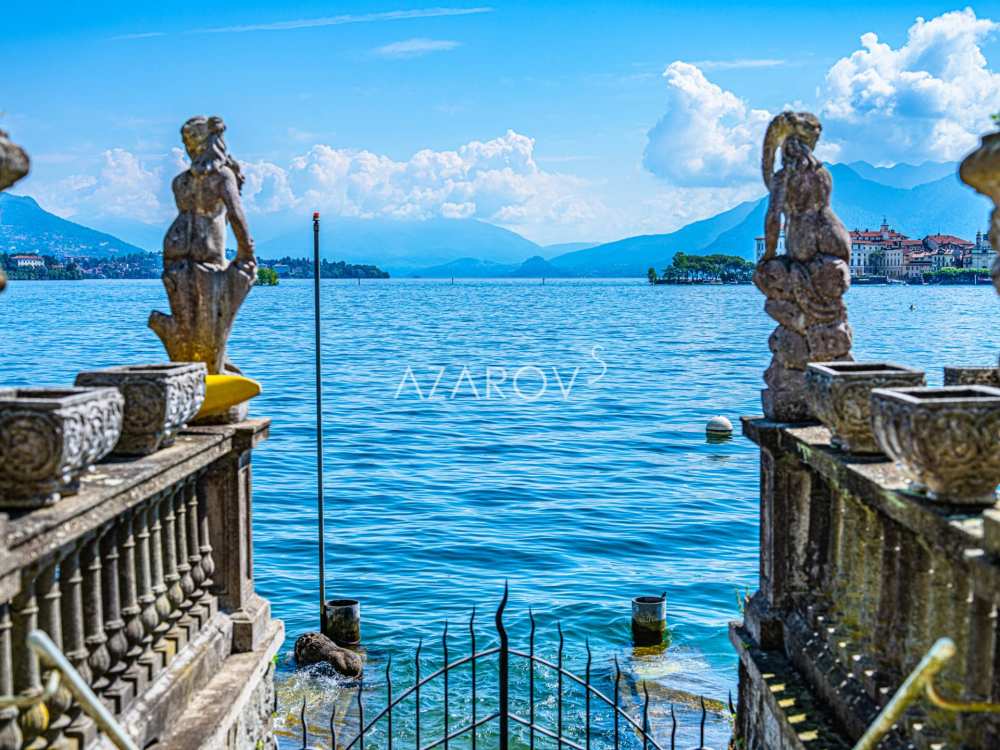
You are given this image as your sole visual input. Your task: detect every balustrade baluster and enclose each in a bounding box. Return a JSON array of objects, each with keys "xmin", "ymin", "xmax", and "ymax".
[
  {"xmin": 196, "ymin": 481, "xmax": 216, "ymax": 618},
  {"xmin": 161, "ymin": 486, "xmax": 187, "ymax": 655},
  {"xmin": 101, "ymin": 517, "xmax": 130, "ymax": 708},
  {"xmin": 118, "ymin": 506, "xmax": 145, "ymax": 705},
  {"xmin": 901, "ymin": 539, "xmax": 933, "ymax": 676},
  {"xmin": 135, "ymin": 502, "xmax": 160, "ymax": 677},
  {"xmin": 60, "ymin": 541, "xmax": 95, "ymax": 740},
  {"xmin": 149, "ymin": 492, "xmax": 173, "ymax": 662},
  {"xmin": 0, "ymin": 603, "xmax": 22, "ymax": 750},
  {"xmin": 82, "ymin": 531, "xmax": 111, "ymax": 690},
  {"xmin": 961, "ymin": 590, "xmax": 998, "ymax": 744},
  {"xmin": 874, "ymin": 522, "xmax": 904, "ymax": 693},
  {"xmin": 175, "ymin": 484, "xmax": 195, "ymax": 628},
  {"xmin": 36, "ymin": 555, "xmax": 72, "ymax": 744},
  {"xmin": 12, "ymin": 566, "xmax": 47, "ymax": 746},
  {"xmin": 185, "ymin": 479, "xmax": 205, "ymax": 625}
]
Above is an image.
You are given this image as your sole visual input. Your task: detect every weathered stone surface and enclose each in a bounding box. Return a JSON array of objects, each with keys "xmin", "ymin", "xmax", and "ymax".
[
  {"xmin": 294, "ymin": 631, "xmax": 363, "ymax": 678},
  {"xmin": 737, "ymin": 415, "xmax": 1000, "ymax": 749},
  {"xmin": 4, "ymin": 417, "xmax": 282, "ymax": 750},
  {"xmin": 154, "ymin": 620, "xmax": 283, "ymax": 750},
  {"xmin": 960, "ymin": 131, "xmax": 1000, "ymax": 294},
  {"xmin": 870, "ymin": 385, "xmax": 1000, "ymax": 504},
  {"xmin": 763, "ymin": 364, "xmax": 811, "ymax": 422},
  {"xmin": 193, "ymin": 419, "xmax": 272, "ymax": 653},
  {"xmin": 0, "ymin": 387, "xmax": 124, "ymax": 508},
  {"xmin": 75, "ymin": 363, "xmax": 206, "ymax": 455},
  {"xmin": 149, "ymin": 117, "xmax": 257, "ymax": 375},
  {"xmin": 756, "ymin": 112, "xmax": 853, "ymax": 421},
  {"xmin": 0, "ymin": 130, "xmax": 29, "ymax": 193},
  {"xmin": 768, "ymin": 326, "xmax": 809, "ymax": 369},
  {"xmin": 805, "ymin": 362, "xmax": 925, "ymax": 454},
  {"xmin": 943, "ymin": 366, "xmax": 1000, "ymax": 387}
]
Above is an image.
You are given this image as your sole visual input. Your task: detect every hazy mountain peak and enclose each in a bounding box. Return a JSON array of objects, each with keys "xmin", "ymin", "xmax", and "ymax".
[
  {"xmin": 0, "ymin": 193, "xmax": 146, "ymax": 258},
  {"xmin": 841, "ymin": 160, "xmax": 958, "ymax": 190}
]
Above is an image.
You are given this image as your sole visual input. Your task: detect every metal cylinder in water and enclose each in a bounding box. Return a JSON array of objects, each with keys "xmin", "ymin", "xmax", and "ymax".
[
  {"xmin": 631, "ymin": 594, "xmax": 666, "ymax": 647},
  {"xmin": 322, "ymin": 598, "xmax": 361, "ymax": 646}
]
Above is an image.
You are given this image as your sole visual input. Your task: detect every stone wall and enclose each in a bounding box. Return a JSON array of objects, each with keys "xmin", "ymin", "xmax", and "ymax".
[
  {"xmin": 0, "ymin": 419, "xmax": 282, "ymax": 750},
  {"xmin": 731, "ymin": 418, "xmax": 1000, "ymax": 749}
]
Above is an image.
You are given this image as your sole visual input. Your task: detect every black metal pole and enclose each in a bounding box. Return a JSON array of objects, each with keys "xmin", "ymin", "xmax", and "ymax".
[{"xmin": 313, "ymin": 211, "xmax": 326, "ymax": 629}]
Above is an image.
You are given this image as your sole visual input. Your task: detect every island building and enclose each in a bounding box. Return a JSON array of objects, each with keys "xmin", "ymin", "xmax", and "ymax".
[
  {"xmin": 9, "ymin": 253, "xmax": 44, "ymax": 269},
  {"xmin": 969, "ymin": 231, "xmax": 994, "ymax": 271},
  {"xmin": 753, "ymin": 219, "xmax": 987, "ymax": 279}
]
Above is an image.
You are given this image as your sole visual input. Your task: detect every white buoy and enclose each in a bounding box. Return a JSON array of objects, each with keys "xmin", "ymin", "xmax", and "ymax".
[{"xmin": 706, "ymin": 415, "xmax": 733, "ymax": 435}]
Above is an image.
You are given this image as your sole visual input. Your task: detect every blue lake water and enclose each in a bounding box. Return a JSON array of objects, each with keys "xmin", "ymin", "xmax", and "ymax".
[{"xmin": 3, "ymin": 278, "xmax": 999, "ymax": 748}]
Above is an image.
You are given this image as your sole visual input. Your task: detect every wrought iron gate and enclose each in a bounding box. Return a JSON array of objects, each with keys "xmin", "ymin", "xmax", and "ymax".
[{"xmin": 293, "ymin": 586, "xmax": 726, "ymax": 750}]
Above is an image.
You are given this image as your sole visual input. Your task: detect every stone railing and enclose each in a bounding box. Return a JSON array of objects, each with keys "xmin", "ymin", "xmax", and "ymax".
[
  {"xmin": 0, "ymin": 419, "xmax": 282, "ymax": 749},
  {"xmin": 732, "ymin": 415, "xmax": 1000, "ymax": 750}
]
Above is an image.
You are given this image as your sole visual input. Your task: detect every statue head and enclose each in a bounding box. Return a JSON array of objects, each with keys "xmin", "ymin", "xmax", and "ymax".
[
  {"xmin": 762, "ymin": 112, "xmax": 822, "ymax": 189},
  {"xmin": 181, "ymin": 116, "xmax": 223, "ymax": 159},
  {"xmin": 180, "ymin": 115, "xmax": 244, "ymax": 191}
]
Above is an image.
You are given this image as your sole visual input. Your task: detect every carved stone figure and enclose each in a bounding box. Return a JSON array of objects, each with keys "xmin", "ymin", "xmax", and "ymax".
[
  {"xmin": 0, "ymin": 129, "xmax": 31, "ymax": 293},
  {"xmin": 755, "ymin": 112, "xmax": 853, "ymax": 421},
  {"xmin": 293, "ymin": 631, "xmax": 363, "ymax": 678},
  {"xmin": 149, "ymin": 116, "xmax": 257, "ymax": 374},
  {"xmin": 959, "ymin": 129, "xmax": 1000, "ymax": 294}
]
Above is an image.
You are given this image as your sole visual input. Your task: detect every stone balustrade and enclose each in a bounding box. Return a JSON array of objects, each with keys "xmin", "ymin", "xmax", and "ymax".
[
  {"xmin": 0, "ymin": 418, "xmax": 282, "ymax": 750},
  {"xmin": 732, "ymin": 416, "xmax": 1000, "ymax": 750}
]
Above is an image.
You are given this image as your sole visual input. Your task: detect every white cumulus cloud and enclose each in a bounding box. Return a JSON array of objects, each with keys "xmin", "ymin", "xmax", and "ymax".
[
  {"xmin": 33, "ymin": 148, "xmax": 168, "ymax": 223},
  {"xmin": 643, "ymin": 61, "xmax": 772, "ymax": 187},
  {"xmin": 820, "ymin": 8, "xmax": 1000, "ymax": 162},
  {"xmin": 35, "ymin": 131, "xmax": 600, "ymax": 236},
  {"xmin": 236, "ymin": 130, "xmax": 600, "ymax": 227}
]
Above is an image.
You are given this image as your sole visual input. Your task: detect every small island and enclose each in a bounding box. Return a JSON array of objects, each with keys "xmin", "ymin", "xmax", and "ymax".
[
  {"xmin": 255, "ymin": 266, "xmax": 280, "ymax": 286},
  {"xmin": 261, "ymin": 256, "xmax": 389, "ymax": 279},
  {"xmin": 648, "ymin": 252, "xmax": 754, "ymax": 284}
]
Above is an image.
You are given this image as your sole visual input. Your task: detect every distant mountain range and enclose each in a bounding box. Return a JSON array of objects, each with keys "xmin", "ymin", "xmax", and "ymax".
[
  {"xmin": 845, "ymin": 160, "xmax": 957, "ymax": 190},
  {"xmin": 549, "ymin": 161, "xmax": 991, "ymax": 276},
  {"xmin": 255, "ymin": 217, "xmax": 540, "ymax": 275},
  {"xmin": 0, "ymin": 194, "xmax": 145, "ymax": 258},
  {"xmin": 4, "ymin": 160, "xmax": 990, "ymax": 277}
]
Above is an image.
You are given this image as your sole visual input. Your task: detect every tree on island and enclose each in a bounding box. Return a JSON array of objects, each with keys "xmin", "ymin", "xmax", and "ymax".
[
  {"xmin": 647, "ymin": 267, "xmax": 658, "ymax": 283},
  {"xmin": 658, "ymin": 252, "xmax": 754, "ymax": 283},
  {"xmin": 265, "ymin": 256, "xmax": 389, "ymax": 279},
  {"xmin": 255, "ymin": 267, "xmax": 279, "ymax": 286}
]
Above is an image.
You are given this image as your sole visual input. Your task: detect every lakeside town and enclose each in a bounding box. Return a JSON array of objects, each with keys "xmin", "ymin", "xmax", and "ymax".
[
  {"xmin": 756, "ymin": 218, "xmax": 996, "ymax": 282},
  {"xmin": 651, "ymin": 219, "xmax": 997, "ymax": 284},
  {"xmin": 0, "ymin": 251, "xmax": 390, "ymax": 281}
]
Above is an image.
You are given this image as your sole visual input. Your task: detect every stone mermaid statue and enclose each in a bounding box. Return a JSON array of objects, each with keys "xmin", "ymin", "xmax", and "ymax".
[
  {"xmin": 754, "ymin": 112, "xmax": 853, "ymax": 421},
  {"xmin": 149, "ymin": 116, "xmax": 257, "ymax": 375}
]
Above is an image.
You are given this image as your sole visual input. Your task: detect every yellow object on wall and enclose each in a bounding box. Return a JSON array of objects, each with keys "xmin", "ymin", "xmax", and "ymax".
[{"xmin": 195, "ymin": 375, "xmax": 262, "ymax": 419}]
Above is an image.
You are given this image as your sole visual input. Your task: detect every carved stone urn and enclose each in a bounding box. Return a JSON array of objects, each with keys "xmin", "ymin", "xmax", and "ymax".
[
  {"xmin": 805, "ymin": 362, "xmax": 925, "ymax": 453},
  {"xmin": 871, "ymin": 385, "xmax": 1000, "ymax": 504},
  {"xmin": 0, "ymin": 387, "xmax": 124, "ymax": 508},
  {"xmin": 75, "ymin": 363, "xmax": 206, "ymax": 455},
  {"xmin": 943, "ymin": 366, "xmax": 1000, "ymax": 387}
]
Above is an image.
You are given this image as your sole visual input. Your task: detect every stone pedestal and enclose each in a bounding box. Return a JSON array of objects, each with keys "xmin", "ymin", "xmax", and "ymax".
[{"xmin": 194, "ymin": 418, "xmax": 272, "ymax": 653}]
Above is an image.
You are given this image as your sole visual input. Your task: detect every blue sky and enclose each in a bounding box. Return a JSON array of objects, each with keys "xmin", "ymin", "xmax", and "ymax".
[{"xmin": 4, "ymin": 1, "xmax": 1000, "ymax": 245}]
